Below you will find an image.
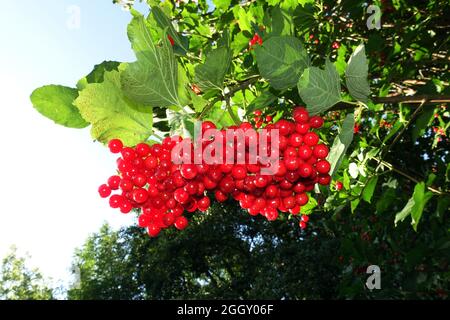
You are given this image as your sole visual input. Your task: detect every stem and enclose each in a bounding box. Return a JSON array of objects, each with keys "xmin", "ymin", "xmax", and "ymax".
[
  {"xmin": 385, "ymin": 99, "xmax": 426, "ymax": 153},
  {"xmin": 372, "ymin": 158, "xmax": 447, "ymax": 195},
  {"xmin": 331, "ymin": 94, "xmax": 450, "ymax": 111}
]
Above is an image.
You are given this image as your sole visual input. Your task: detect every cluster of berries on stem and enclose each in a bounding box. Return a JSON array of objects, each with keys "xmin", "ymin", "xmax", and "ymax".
[{"xmin": 98, "ymin": 106, "xmax": 331, "ymax": 237}]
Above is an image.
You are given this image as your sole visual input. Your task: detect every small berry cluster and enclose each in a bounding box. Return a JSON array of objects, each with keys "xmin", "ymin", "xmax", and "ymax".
[
  {"xmin": 252, "ymin": 109, "xmax": 273, "ymax": 128},
  {"xmin": 249, "ymin": 33, "xmax": 263, "ymax": 48},
  {"xmin": 98, "ymin": 107, "xmax": 331, "ymax": 236}
]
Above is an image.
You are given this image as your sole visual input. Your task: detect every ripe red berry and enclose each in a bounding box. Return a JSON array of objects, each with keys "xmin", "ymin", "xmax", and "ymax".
[
  {"xmin": 298, "ymin": 145, "xmax": 313, "ymax": 160},
  {"xmin": 232, "ymin": 165, "xmax": 247, "ymax": 180},
  {"xmin": 293, "ymin": 107, "xmax": 309, "ymax": 123},
  {"xmin": 316, "ymin": 160, "xmax": 331, "ymax": 174},
  {"xmin": 295, "ymin": 193, "xmax": 309, "ymax": 206},
  {"xmin": 318, "ymin": 174, "xmax": 331, "ymax": 185},
  {"xmin": 132, "ymin": 188, "xmax": 148, "ymax": 204},
  {"xmin": 301, "ymin": 215, "xmax": 309, "ymax": 222},
  {"xmin": 174, "ymin": 188, "xmax": 189, "ymax": 204},
  {"xmin": 335, "ymin": 181, "xmax": 343, "ymax": 191},
  {"xmin": 120, "ymin": 200, "xmax": 133, "ymax": 214},
  {"xmin": 108, "ymin": 139, "xmax": 123, "ymax": 154},
  {"xmin": 253, "ymin": 109, "xmax": 262, "ymax": 117},
  {"xmin": 175, "ymin": 216, "xmax": 188, "ymax": 230},
  {"xmin": 109, "ymin": 195, "xmax": 124, "ymax": 208},
  {"xmin": 299, "ymin": 221, "xmax": 307, "ymax": 229},
  {"xmin": 119, "ymin": 179, "xmax": 134, "ymax": 192},
  {"xmin": 265, "ymin": 185, "xmax": 279, "ymax": 198},
  {"xmin": 313, "ymin": 144, "xmax": 329, "ymax": 159},
  {"xmin": 121, "ymin": 147, "xmax": 136, "ymax": 162},
  {"xmin": 147, "ymin": 224, "xmax": 161, "ymax": 237},
  {"xmin": 180, "ymin": 164, "xmax": 198, "ymax": 180},
  {"xmin": 309, "ymin": 116, "xmax": 324, "ymax": 128},
  {"xmin": 265, "ymin": 115, "xmax": 273, "ymax": 123},
  {"xmin": 198, "ymin": 196, "xmax": 211, "ymax": 211},
  {"xmin": 304, "ymin": 132, "xmax": 319, "ymax": 146},
  {"xmin": 98, "ymin": 184, "xmax": 111, "ymax": 198},
  {"xmin": 135, "ymin": 143, "xmax": 151, "ymax": 157}
]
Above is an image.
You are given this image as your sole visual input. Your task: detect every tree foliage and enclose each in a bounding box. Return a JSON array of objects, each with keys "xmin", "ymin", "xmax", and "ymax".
[{"xmin": 0, "ymin": 247, "xmax": 53, "ymax": 300}]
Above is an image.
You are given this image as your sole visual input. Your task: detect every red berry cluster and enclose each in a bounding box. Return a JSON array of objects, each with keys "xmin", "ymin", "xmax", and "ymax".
[
  {"xmin": 98, "ymin": 107, "xmax": 331, "ymax": 236},
  {"xmin": 252, "ymin": 109, "xmax": 273, "ymax": 128},
  {"xmin": 249, "ymin": 33, "xmax": 263, "ymax": 48}
]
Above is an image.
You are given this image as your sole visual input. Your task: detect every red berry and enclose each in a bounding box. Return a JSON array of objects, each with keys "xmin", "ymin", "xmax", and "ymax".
[
  {"xmin": 265, "ymin": 115, "xmax": 273, "ymax": 122},
  {"xmin": 175, "ymin": 216, "xmax": 188, "ymax": 230},
  {"xmin": 295, "ymin": 193, "xmax": 309, "ymax": 206},
  {"xmin": 304, "ymin": 132, "xmax": 319, "ymax": 146},
  {"xmin": 119, "ymin": 179, "xmax": 134, "ymax": 192},
  {"xmin": 313, "ymin": 144, "xmax": 329, "ymax": 159},
  {"xmin": 335, "ymin": 181, "xmax": 343, "ymax": 191},
  {"xmin": 232, "ymin": 165, "xmax": 247, "ymax": 180},
  {"xmin": 253, "ymin": 109, "xmax": 262, "ymax": 117},
  {"xmin": 299, "ymin": 221, "xmax": 307, "ymax": 229},
  {"xmin": 180, "ymin": 164, "xmax": 198, "ymax": 180},
  {"xmin": 121, "ymin": 147, "xmax": 136, "ymax": 162},
  {"xmin": 298, "ymin": 145, "xmax": 313, "ymax": 160},
  {"xmin": 283, "ymin": 196, "xmax": 296, "ymax": 209},
  {"xmin": 174, "ymin": 188, "xmax": 189, "ymax": 204},
  {"xmin": 109, "ymin": 195, "xmax": 124, "ymax": 208},
  {"xmin": 318, "ymin": 174, "xmax": 331, "ymax": 185},
  {"xmin": 316, "ymin": 160, "xmax": 331, "ymax": 174},
  {"xmin": 98, "ymin": 184, "xmax": 111, "ymax": 198},
  {"xmin": 293, "ymin": 107, "xmax": 309, "ymax": 123},
  {"xmin": 309, "ymin": 116, "xmax": 324, "ymax": 128},
  {"xmin": 198, "ymin": 196, "xmax": 211, "ymax": 211},
  {"xmin": 301, "ymin": 215, "xmax": 309, "ymax": 222},
  {"xmin": 147, "ymin": 224, "xmax": 161, "ymax": 237},
  {"xmin": 132, "ymin": 188, "xmax": 148, "ymax": 204},
  {"xmin": 138, "ymin": 214, "xmax": 151, "ymax": 228},
  {"xmin": 120, "ymin": 200, "xmax": 133, "ymax": 214},
  {"xmin": 135, "ymin": 143, "xmax": 151, "ymax": 157},
  {"xmin": 295, "ymin": 123, "xmax": 310, "ymax": 135},
  {"xmin": 108, "ymin": 139, "xmax": 123, "ymax": 154}
]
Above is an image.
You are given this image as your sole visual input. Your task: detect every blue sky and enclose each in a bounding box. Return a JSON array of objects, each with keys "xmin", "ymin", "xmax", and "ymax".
[{"xmin": 0, "ymin": 1, "xmax": 150, "ymax": 287}]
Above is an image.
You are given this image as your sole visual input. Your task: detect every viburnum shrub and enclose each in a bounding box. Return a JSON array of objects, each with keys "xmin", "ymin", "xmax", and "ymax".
[{"xmin": 30, "ymin": 2, "xmax": 447, "ymax": 239}]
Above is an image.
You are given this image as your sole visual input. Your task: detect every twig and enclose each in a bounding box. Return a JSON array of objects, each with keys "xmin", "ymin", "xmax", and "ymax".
[
  {"xmin": 331, "ymin": 95, "xmax": 450, "ymax": 111},
  {"xmin": 373, "ymin": 158, "xmax": 447, "ymax": 195}
]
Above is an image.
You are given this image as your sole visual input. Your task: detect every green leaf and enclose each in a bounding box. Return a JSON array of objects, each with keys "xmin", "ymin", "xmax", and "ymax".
[
  {"xmin": 327, "ymin": 113, "xmax": 354, "ymax": 177},
  {"xmin": 301, "ymin": 196, "xmax": 318, "ymax": 215},
  {"xmin": 350, "ymin": 198, "xmax": 360, "ymax": 214},
  {"xmin": 245, "ymin": 89, "xmax": 277, "ymax": 115},
  {"xmin": 297, "ymin": 59, "xmax": 341, "ymax": 115},
  {"xmin": 271, "ymin": 6, "xmax": 293, "ymax": 36},
  {"xmin": 411, "ymin": 107, "xmax": 435, "ymax": 141},
  {"xmin": 194, "ymin": 47, "xmax": 232, "ymax": 92},
  {"xmin": 75, "ymin": 71, "xmax": 153, "ymax": 146},
  {"xmin": 121, "ymin": 14, "xmax": 183, "ymax": 108},
  {"xmin": 212, "ymin": 0, "xmax": 231, "ymax": 11},
  {"xmin": 394, "ymin": 182, "xmax": 433, "ymax": 231},
  {"xmin": 362, "ymin": 176, "xmax": 378, "ymax": 203},
  {"xmin": 30, "ymin": 85, "xmax": 89, "ymax": 129},
  {"xmin": 255, "ymin": 36, "xmax": 309, "ymax": 90},
  {"xmin": 345, "ymin": 44, "xmax": 370, "ymax": 103},
  {"xmin": 77, "ymin": 61, "xmax": 121, "ymax": 90},
  {"xmin": 151, "ymin": 6, "xmax": 189, "ymax": 55}
]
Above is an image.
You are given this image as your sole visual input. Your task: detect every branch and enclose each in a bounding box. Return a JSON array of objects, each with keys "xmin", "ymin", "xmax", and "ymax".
[
  {"xmin": 373, "ymin": 158, "xmax": 448, "ymax": 195},
  {"xmin": 331, "ymin": 95, "xmax": 450, "ymax": 111}
]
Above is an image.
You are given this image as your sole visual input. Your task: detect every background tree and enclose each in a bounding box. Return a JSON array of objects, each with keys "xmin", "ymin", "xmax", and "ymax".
[{"xmin": 0, "ymin": 247, "xmax": 53, "ymax": 300}]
